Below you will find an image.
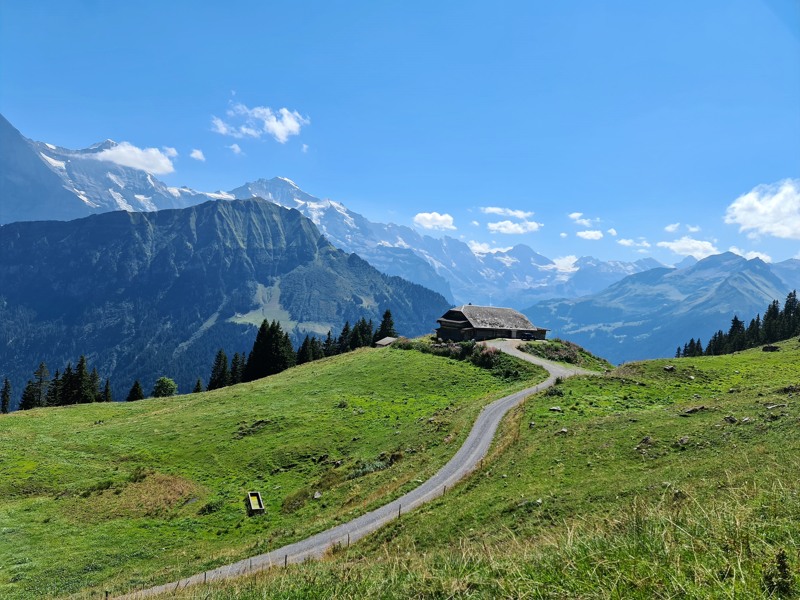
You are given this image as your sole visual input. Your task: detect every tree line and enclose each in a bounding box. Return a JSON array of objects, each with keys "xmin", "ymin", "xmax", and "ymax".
[
  {"xmin": 1, "ymin": 355, "xmax": 112, "ymax": 412},
  {"xmin": 675, "ymin": 290, "xmax": 799, "ymax": 358},
  {"xmin": 2, "ymin": 310, "xmax": 397, "ymax": 412},
  {"xmin": 200, "ymin": 311, "xmax": 397, "ymax": 392}
]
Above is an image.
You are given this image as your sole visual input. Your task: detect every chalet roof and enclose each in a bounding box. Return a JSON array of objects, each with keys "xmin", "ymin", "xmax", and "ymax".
[
  {"xmin": 453, "ymin": 305, "xmax": 539, "ymax": 330},
  {"xmin": 374, "ymin": 336, "xmax": 398, "ymax": 347}
]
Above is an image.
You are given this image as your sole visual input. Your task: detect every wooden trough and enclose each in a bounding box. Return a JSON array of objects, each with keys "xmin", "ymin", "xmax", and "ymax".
[{"xmin": 246, "ymin": 491, "xmax": 265, "ymax": 516}]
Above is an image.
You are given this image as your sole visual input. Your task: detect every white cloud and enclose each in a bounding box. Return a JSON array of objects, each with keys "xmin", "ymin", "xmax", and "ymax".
[
  {"xmin": 729, "ymin": 246, "xmax": 772, "ymax": 262},
  {"xmin": 657, "ymin": 236, "xmax": 719, "ymax": 259},
  {"xmin": 190, "ymin": 149, "xmax": 205, "ymax": 162},
  {"xmin": 471, "ymin": 220, "xmax": 480, "ymax": 227},
  {"xmin": 568, "ymin": 212, "xmax": 594, "ymax": 227},
  {"xmin": 607, "ymin": 228, "xmax": 617, "ymax": 236},
  {"xmin": 541, "ymin": 255, "xmax": 579, "ymax": 273},
  {"xmin": 724, "ymin": 179, "xmax": 800, "ymax": 240},
  {"xmin": 618, "ymin": 238, "xmax": 650, "ymax": 248},
  {"xmin": 576, "ymin": 230, "xmax": 603, "ymax": 240},
  {"xmin": 559, "ymin": 232, "xmax": 568, "ymax": 238},
  {"xmin": 487, "ymin": 220, "xmax": 542, "ymax": 234},
  {"xmin": 413, "ymin": 212, "xmax": 456, "ymax": 231},
  {"xmin": 212, "ymin": 102, "xmax": 310, "ymax": 143},
  {"xmin": 93, "ymin": 141, "xmax": 175, "ymax": 175},
  {"xmin": 302, "ymin": 144, "xmax": 309, "ymax": 153},
  {"xmin": 468, "ymin": 240, "xmax": 513, "ymax": 255},
  {"xmin": 162, "ymin": 147, "xmax": 178, "ymax": 158},
  {"xmin": 664, "ymin": 222, "xmax": 680, "ymax": 233},
  {"xmin": 227, "ymin": 143, "xmax": 243, "ymax": 155},
  {"xmin": 687, "ymin": 224, "xmax": 701, "ymax": 233},
  {"xmin": 481, "ymin": 206, "xmax": 534, "ymax": 219}
]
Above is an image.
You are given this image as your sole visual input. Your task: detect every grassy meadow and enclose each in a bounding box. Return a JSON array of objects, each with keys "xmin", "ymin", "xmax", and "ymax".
[
  {"xmin": 158, "ymin": 339, "xmax": 800, "ymax": 599},
  {"xmin": 0, "ymin": 346, "xmax": 546, "ymax": 599}
]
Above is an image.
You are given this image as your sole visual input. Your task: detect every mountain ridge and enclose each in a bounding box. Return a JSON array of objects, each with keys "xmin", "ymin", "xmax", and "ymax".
[{"xmin": 0, "ymin": 198, "xmax": 450, "ymax": 403}]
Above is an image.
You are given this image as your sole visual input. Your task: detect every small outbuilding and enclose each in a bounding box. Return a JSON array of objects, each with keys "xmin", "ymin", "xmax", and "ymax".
[
  {"xmin": 374, "ymin": 336, "xmax": 398, "ymax": 348},
  {"xmin": 436, "ymin": 305, "xmax": 548, "ymax": 342}
]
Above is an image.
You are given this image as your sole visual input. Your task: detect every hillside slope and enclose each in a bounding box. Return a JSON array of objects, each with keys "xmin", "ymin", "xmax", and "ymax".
[
  {"xmin": 161, "ymin": 339, "xmax": 800, "ymax": 599},
  {"xmin": 0, "ymin": 346, "xmax": 548, "ymax": 599},
  {"xmin": 0, "ymin": 199, "xmax": 449, "ymax": 400}
]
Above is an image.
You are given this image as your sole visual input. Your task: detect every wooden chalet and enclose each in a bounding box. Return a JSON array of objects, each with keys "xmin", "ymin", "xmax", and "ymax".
[{"xmin": 436, "ymin": 305, "xmax": 548, "ymax": 342}]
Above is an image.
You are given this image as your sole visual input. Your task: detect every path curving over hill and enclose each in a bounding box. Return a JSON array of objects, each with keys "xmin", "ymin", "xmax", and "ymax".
[{"xmin": 117, "ymin": 340, "xmax": 593, "ymax": 599}]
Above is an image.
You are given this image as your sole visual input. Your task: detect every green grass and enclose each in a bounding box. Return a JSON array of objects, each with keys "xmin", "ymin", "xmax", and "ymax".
[
  {"xmin": 0, "ymin": 347, "xmax": 546, "ymax": 599},
  {"xmin": 520, "ymin": 337, "xmax": 615, "ymax": 371},
  {"xmin": 159, "ymin": 339, "xmax": 800, "ymax": 599}
]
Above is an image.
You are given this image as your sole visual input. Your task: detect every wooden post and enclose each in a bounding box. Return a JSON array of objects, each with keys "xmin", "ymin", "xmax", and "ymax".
[
  {"xmin": 284, "ymin": 554, "xmax": 288, "ymax": 568},
  {"xmin": 443, "ymin": 485, "xmax": 446, "ymax": 496},
  {"xmin": 398, "ymin": 504, "xmax": 401, "ymax": 519},
  {"xmin": 347, "ymin": 533, "xmax": 350, "ymax": 548}
]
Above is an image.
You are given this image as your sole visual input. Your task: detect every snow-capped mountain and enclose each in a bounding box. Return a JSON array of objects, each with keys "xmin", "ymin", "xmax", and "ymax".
[
  {"xmin": 0, "ymin": 113, "xmax": 666, "ymax": 307},
  {"xmin": 0, "ymin": 113, "xmax": 229, "ymax": 220},
  {"xmin": 228, "ymin": 177, "xmax": 664, "ymax": 306}
]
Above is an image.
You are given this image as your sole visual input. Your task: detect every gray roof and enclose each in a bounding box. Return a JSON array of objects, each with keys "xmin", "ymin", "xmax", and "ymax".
[{"xmin": 455, "ymin": 305, "xmax": 537, "ymax": 330}]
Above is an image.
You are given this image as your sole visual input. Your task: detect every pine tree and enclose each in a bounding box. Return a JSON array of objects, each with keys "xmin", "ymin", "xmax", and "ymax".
[
  {"xmin": 763, "ymin": 300, "xmax": 781, "ymax": 344},
  {"xmin": 243, "ymin": 320, "xmax": 271, "ymax": 382},
  {"xmin": 781, "ymin": 290, "xmax": 798, "ymax": 338},
  {"xmin": 193, "ymin": 379, "xmax": 204, "ymax": 393},
  {"xmin": 337, "ymin": 322, "xmax": 351, "ymax": 354},
  {"xmin": 89, "ymin": 367, "xmax": 101, "ymax": 403},
  {"xmin": 675, "ymin": 346, "xmax": 681, "ymax": 359},
  {"xmin": 61, "ymin": 363, "xmax": 76, "ymax": 405},
  {"xmin": 126, "ymin": 380, "xmax": 145, "ymax": 402},
  {"xmin": 102, "ymin": 379, "xmax": 113, "ymax": 402},
  {"xmin": 230, "ymin": 352, "xmax": 244, "ymax": 385},
  {"xmin": 323, "ymin": 330, "xmax": 336, "ymax": 357},
  {"xmin": 46, "ymin": 370, "xmax": 61, "ymax": 407},
  {"xmin": 20, "ymin": 362, "xmax": 50, "ymax": 409},
  {"xmin": 374, "ymin": 309, "xmax": 397, "ymax": 342},
  {"xmin": 1, "ymin": 378, "xmax": 11, "ymax": 414},
  {"xmin": 208, "ymin": 349, "xmax": 231, "ymax": 390},
  {"xmin": 727, "ymin": 315, "xmax": 746, "ymax": 352},
  {"xmin": 310, "ymin": 336, "xmax": 325, "ymax": 361},
  {"xmin": 296, "ymin": 335, "xmax": 312, "ymax": 365}
]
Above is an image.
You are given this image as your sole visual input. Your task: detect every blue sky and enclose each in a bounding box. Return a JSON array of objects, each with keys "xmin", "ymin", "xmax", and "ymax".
[{"xmin": 1, "ymin": 0, "xmax": 798, "ymax": 266}]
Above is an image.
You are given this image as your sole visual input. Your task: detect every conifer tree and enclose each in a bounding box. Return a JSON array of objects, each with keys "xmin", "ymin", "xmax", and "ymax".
[
  {"xmin": 374, "ymin": 309, "xmax": 397, "ymax": 342},
  {"xmin": 20, "ymin": 362, "xmax": 50, "ymax": 409},
  {"xmin": 61, "ymin": 363, "xmax": 76, "ymax": 405},
  {"xmin": 193, "ymin": 378, "xmax": 204, "ymax": 393},
  {"xmin": 126, "ymin": 380, "xmax": 145, "ymax": 402},
  {"xmin": 310, "ymin": 336, "xmax": 325, "ymax": 360},
  {"xmin": 337, "ymin": 322, "xmax": 351, "ymax": 354},
  {"xmin": 1, "ymin": 378, "xmax": 11, "ymax": 414},
  {"xmin": 323, "ymin": 330, "xmax": 336, "ymax": 357},
  {"xmin": 89, "ymin": 367, "xmax": 101, "ymax": 403},
  {"xmin": 296, "ymin": 335, "xmax": 314, "ymax": 365},
  {"xmin": 46, "ymin": 370, "xmax": 61, "ymax": 407},
  {"xmin": 208, "ymin": 349, "xmax": 230, "ymax": 390},
  {"xmin": 102, "ymin": 379, "xmax": 113, "ymax": 403},
  {"xmin": 230, "ymin": 352, "xmax": 244, "ymax": 385}
]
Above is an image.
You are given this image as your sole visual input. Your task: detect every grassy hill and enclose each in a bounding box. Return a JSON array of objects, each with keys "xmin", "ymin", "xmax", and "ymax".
[
  {"xmin": 0, "ymin": 346, "xmax": 546, "ymax": 599},
  {"xmin": 157, "ymin": 339, "xmax": 800, "ymax": 599}
]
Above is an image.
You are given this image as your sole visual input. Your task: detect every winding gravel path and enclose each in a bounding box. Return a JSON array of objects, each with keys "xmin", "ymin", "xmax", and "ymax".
[{"xmin": 117, "ymin": 340, "xmax": 593, "ymax": 599}]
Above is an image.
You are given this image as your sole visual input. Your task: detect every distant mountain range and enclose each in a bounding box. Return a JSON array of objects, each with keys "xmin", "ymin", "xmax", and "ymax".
[
  {"xmin": 2, "ymin": 113, "xmax": 798, "ymax": 373},
  {"xmin": 0, "ymin": 199, "xmax": 449, "ymax": 404},
  {"xmin": 0, "ymin": 113, "xmax": 665, "ymax": 308},
  {"xmin": 527, "ymin": 252, "xmax": 800, "ymax": 364}
]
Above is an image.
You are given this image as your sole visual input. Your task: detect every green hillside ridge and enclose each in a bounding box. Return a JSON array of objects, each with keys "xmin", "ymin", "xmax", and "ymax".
[
  {"xmin": 156, "ymin": 339, "xmax": 800, "ymax": 599},
  {"xmin": 0, "ymin": 346, "xmax": 546, "ymax": 599}
]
